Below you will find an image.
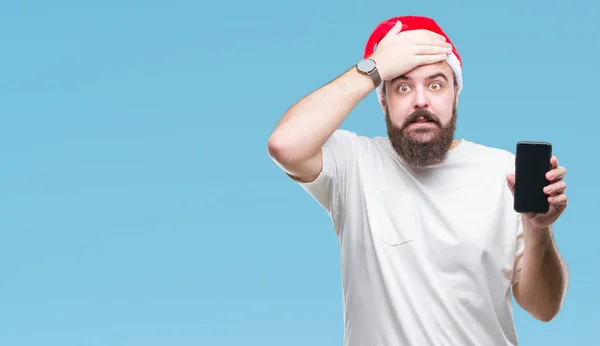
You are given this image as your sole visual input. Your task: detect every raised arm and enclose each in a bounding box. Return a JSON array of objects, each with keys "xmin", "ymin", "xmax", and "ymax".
[{"xmin": 267, "ymin": 67, "xmax": 374, "ymax": 183}]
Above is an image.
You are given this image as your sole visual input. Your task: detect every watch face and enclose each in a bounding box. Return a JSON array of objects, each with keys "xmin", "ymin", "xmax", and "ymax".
[{"xmin": 357, "ymin": 59, "xmax": 375, "ymax": 73}]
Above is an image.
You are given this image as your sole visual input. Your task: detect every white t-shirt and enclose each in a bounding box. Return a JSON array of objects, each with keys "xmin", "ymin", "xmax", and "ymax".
[{"xmin": 287, "ymin": 129, "xmax": 524, "ymax": 346}]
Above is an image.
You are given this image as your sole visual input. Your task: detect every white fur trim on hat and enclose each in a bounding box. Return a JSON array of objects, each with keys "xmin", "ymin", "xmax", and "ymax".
[{"xmin": 375, "ymin": 53, "xmax": 463, "ymax": 104}]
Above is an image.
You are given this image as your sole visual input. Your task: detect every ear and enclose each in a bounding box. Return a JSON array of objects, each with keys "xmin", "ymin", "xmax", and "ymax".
[
  {"xmin": 454, "ymin": 85, "xmax": 460, "ymax": 107},
  {"xmin": 380, "ymin": 93, "xmax": 387, "ymax": 114},
  {"xmin": 379, "ymin": 82, "xmax": 388, "ymax": 113}
]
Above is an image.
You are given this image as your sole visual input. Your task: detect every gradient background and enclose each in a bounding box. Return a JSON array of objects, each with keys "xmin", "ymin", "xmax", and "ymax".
[{"xmin": 1, "ymin": 0, "xmax": 598, "ymax": 345}]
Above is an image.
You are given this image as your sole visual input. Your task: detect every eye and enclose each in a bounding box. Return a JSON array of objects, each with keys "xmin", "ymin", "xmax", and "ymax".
[
  {"xmin": 429, "ymin": 82, "xmax": 442, "ymax": 90},
  {"xmin": 397, "ymin": 85, "xmax": 411, "ymax": 93}
]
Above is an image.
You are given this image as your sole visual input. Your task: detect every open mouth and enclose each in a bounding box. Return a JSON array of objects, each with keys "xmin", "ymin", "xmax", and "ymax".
[
  {"xmin": 415, "ymin": 116, "xmax": 433, "ymax": 122},
  {"xmin": 410, "ymin": 117, "xmax": 436, "ymax": 126}
]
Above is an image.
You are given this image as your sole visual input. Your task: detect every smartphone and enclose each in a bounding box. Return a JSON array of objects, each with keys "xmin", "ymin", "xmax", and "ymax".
[{"xmin": 513, "ymin": 141, "xmax": 552, "ymax": 214}]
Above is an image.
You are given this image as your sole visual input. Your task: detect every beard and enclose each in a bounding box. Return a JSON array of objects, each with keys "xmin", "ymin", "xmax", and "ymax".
[{"xmin": 385, "ymin": 101, "xmax": 457, "ymax": 168}]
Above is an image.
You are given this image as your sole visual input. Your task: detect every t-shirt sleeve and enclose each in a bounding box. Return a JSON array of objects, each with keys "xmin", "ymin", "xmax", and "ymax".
[
  {"xmin": 512, "ymin": 213, "xmax": 525, "ymax": 286},
  {"xmin": 293, "ymin": 129, "xmax": 358, "ymax": 219}
]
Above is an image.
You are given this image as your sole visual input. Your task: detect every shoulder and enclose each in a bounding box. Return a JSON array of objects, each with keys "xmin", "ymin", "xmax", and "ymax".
[
  {"xmin": 323, "ymin": 131, "xmax": 396, "ymax": 175},
  {"xmin": 462, "ymin": 140, "xmax": 515, "ymax": 169},
  {"xmin": 329, "ymin": 129, "xmax": 374, "ymax": 142},
  {"xmin": 326, "ymin": 129, "xmax": 384, "ymax": 152},
  {"xmin": 465, "ymin": 140, "xmax": 514, "ymax": 158}
]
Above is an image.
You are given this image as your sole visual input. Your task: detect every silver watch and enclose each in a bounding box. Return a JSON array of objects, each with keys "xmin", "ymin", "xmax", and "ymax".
[{"xmin": 356, "ymin": 58, "xmax": 382, "ymax": 87}]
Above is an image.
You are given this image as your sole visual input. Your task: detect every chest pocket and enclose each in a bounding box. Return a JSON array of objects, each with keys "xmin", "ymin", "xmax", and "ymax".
[{"xmin": 366, "ymin": 188, "xmax": 417, "ymax": 246}]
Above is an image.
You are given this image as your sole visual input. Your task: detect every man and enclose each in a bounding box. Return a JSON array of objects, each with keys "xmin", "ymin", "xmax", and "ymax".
[{"xmin": 267, "ymin": 15, "xmax": 569, "ymax": 346}]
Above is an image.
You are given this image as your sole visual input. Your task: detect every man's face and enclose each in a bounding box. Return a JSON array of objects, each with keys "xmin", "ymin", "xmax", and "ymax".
[{"xmin": 382, "ymin": 61, "xmax": 459, "ymax": 168}]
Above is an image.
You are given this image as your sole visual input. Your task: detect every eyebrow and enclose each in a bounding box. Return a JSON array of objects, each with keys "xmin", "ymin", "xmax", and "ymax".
[{"xmin": 391, "ymin": 72, "xmax": 449, "ymax": 84}]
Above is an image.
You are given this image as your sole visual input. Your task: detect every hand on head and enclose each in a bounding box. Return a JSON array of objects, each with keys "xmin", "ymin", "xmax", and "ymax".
[{"xmin": 369, "ymin": 20, "xmax": 453, "ymax": 82}]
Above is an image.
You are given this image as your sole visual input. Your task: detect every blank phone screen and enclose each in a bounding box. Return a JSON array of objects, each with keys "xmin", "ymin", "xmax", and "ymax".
[{"xmin": 514, "ymin": 142, "xmax": 552, "ymax": 214}]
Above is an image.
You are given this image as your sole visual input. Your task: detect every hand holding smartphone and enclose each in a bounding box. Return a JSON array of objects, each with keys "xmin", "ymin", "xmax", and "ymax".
[{"xmin": 513, "ymin": 141, "xmax": 552, "ymax": 214}]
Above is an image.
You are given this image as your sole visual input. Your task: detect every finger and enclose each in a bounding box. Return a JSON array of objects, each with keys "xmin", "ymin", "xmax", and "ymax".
[
  {"xmin": 412, "ymin": 32, "xmax": 450, "ymax": 46},
  {"xmin": 414, "ymin": 44, "xmax": 453, "ymax": 55},
  {"xmin": 550, "ymin": 156, "xmax": 558, "ymax": 169},
  {"xmin": 546, "ymin": 166, "xmax": 566, "ymax": 181},
  {"xmin": 417, "ymin": 29, "xmax": 448, "ymax": 43},
  {"xmin": 549, "ymin": 193, "xmax": 568, "ymax": 205},
  {"xmin": 506, "ymin": 173, "xmax": 515, "ymax": 195},
  {"xmin": 418, "ymin": 54, "xmax": 449, "ymax": 65},
  {"xmin": 414, "ymin": 41, "xmax": 453, "ymax": 49},
  {"xmin": 544, "ymin": 180, "xmax": 567, "ymax": 195},
  {"xmin": 386, "ymin": 21, "xmax": 404, "ymax": 36}
]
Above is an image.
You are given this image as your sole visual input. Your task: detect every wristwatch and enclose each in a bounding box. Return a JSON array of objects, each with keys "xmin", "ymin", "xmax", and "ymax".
[{"xmin": 356, "ymin": 58, "xmax": 382, "ymax": 87}]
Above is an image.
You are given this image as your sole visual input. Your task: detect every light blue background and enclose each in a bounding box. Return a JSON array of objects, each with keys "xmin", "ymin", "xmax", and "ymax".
[{"xmin": 1, "ymin": 0, "xmax": 598, "ymax": 345}]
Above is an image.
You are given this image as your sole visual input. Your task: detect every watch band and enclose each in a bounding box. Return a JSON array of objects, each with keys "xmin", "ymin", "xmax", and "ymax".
[{"xmin": 368, "ymin": 67, "xmax": 382, "ymax": 88}]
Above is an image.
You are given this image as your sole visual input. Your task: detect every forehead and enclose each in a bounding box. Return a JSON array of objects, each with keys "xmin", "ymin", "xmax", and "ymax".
[{"xmin": 401, "ymin": 61, "xmax": 453, "ymax": 81}]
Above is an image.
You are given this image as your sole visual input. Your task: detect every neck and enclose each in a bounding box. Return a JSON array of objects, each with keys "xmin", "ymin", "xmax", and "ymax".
[{"xmin": 449, "ymin": 139, "xmax": 462, "ymax": 151}]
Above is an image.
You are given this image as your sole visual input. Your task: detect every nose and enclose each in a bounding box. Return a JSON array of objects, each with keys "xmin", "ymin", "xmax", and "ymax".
[{"xmin": 413, "ymin": 87, "xmax": 429, "ymax": 110}]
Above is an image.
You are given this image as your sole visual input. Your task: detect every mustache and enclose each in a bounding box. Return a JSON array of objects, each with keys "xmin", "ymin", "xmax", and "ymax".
[{"xmin": 402, "ymin": 110, "xmax": 441, "ymax": 128}]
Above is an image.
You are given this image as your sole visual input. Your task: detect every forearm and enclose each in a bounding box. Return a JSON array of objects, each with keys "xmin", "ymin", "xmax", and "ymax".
[
  {"xmin": 516, "ymin": 225, "xmax": 568, "ymax": 321},
  {"xmin": 267, "ymin": 66, "xmax": 374, "ymax": 165}
]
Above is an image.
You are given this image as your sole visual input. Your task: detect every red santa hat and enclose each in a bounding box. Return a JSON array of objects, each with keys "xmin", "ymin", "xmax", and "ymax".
[{"xmin": 363, "ymin": 16, "xmax": 463, "ymax": 104}]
